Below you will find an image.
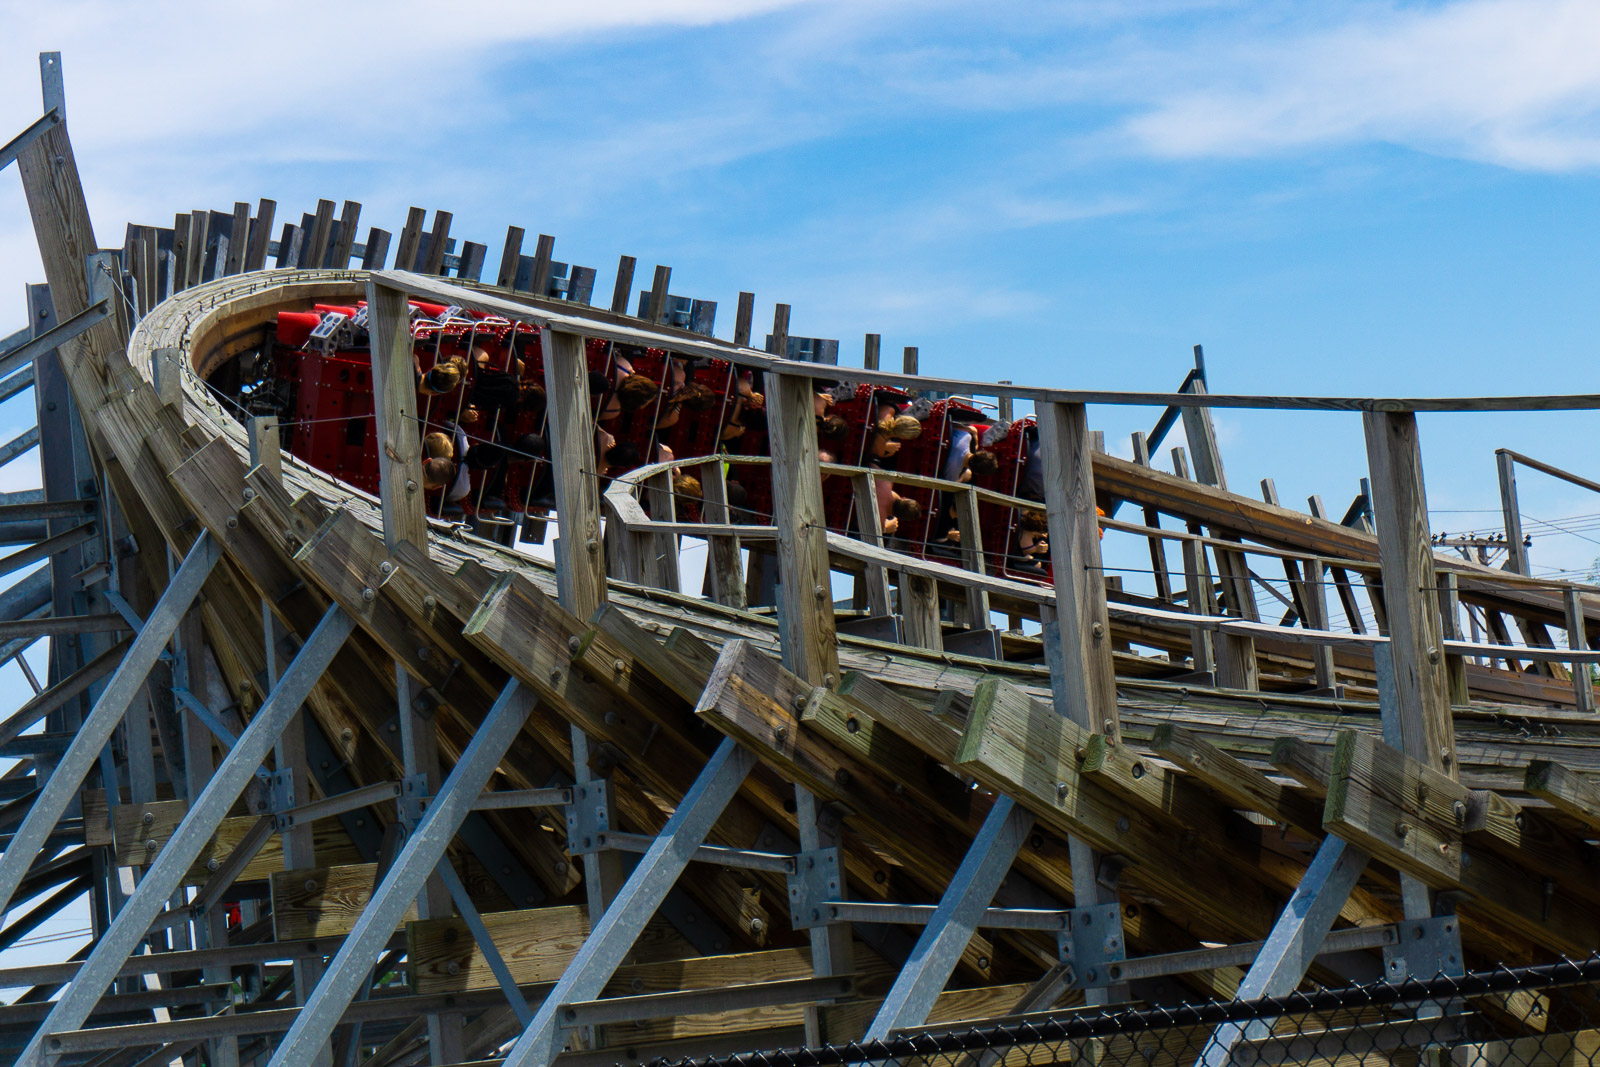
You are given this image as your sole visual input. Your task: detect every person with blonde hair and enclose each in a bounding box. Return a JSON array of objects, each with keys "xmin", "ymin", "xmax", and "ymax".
[
  {"xmin": 423, "ymin": 432, "xmax": 453, "ymax": 460},
  {"xmin": 418, "ymin": 356, "xmax": 466, "ymax": 397}
]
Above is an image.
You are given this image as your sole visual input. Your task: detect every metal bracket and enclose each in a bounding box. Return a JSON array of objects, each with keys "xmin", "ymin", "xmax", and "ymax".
[
  {"xmin": 1060, "ymin": 902, "xmax": 1126, "ymax": 989},
  {"xmin": 786, "ymin": 847, "xmax": 842, "ymax": 930},
  {"xmin": 397, "ymin": 772, "xmax": 429, "ymax": 828},
  {"xmin": 564, "ymin": 778, "xmax": 614, "ymax": 855},
  {"xmin": 267, "ymin": 768, "xmax": 297, "ymax": 814},
  {"xmin": 1383, "ymin": 916, "xmax": 1464, "ymax": 982}
]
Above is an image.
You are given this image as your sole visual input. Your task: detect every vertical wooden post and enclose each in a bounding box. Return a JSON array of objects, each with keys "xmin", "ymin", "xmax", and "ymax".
[
  {"xmin": 1363, "ymin": 411, "xmax": 1456, "ymax": 777},
  {"xmin": 305, "ymin": 199, "xmax": 335, "ymax": 270},
  {"xmin": 733, "ymin": 293, "xmax": 755, "ymax": 347},
  {"xmin": 1181, "ymin": 537, "xmax": 1216, "ymax": 678},
  {"xmin": 951, "ymin": 486, "xmax": 990, "ymax": 628},
  {"xmin": 1496, "ymin": 450, "xmax": 1530, "ymax": 575},
  {"xmin": 698, "ymin": 460, "xmax": 745, "ymax": 610},
  {"xmin": 542, "ymin": 329, "xmax": 607, "ymax": 619},
  {"xmin": 767, "ymin": 372, "xmax": 837, "ymax": 684},
  {"xmin": 610, "ymin": 255, "xmax": 637, "ymax": 315},
  {"xmin": 496, "ymin": 226, "xmax": 525, "ymax": 288},
  {"xmin": 421, "ymin": 211, "xmax": 453, "ymax": 276},
  {"xmin": 863, "ymin": 334, "xmax": 880, "ymax": 371},
  {"xmin": 330, "ymin": 200, "xmax": 362, "ymax": 269},
  {"xmin": 1566, "ymin": 588, "xmax": 1594, "ymax": 713},
  {"xmin": 1302, "ymin": 559, "xmax": 1339, "ymax": 693},
  {"xmin": 361, "ymin": 228, "xmax": 391, "ymax": 270},
  {"xmin": 647, "ymin": 265, "xmax": 672, "ymax": 323},
  {"xmin": 1130, "ymin": 431, "xmax": 1173, "ymax": 602},
  {"xmin": 902, "ymin": 346, "xmax": 918, "ymax": 376},
  {"xmin": 850, "ymin": 473, "xmax": 893, "ymax": 618},
  {"xmin": 365, "ymin": 282, "xmax": 427, "ymax": 553},
  {"xmin": 244, "ymin": 198, "xmax": 276, "ymax": 272},
  {"xmin": 224, "ymin": 202, "xmax": 250, "ymax": 275},
  {"xmin": 898, "ymin": 570, "xmax": 942, "ymax": 651},
  {"xmin": 1180, "ymin": 380, "xmax": 1228, "ymax": 490},
  {"xmin": 530, "ymin": 235, "xmax": 556, "ymax": 297},
  {"xmin": 1435, "ymin": 573, "xmax": 1469, "ymax": 705},
  {"xmin": 394, "ymin": 207, "xmax": 426, "ymax": 273},
  {"xmin": 1034, "ymin": 402, "xmax": 1118, "ymax": 742},
  {"xmin": 996, "ymin": 381, "xmax": 1012, "ymax": 422},
  {"xmin": 770, "ymin": 304, "xmax": 791, "ymax": 358}
]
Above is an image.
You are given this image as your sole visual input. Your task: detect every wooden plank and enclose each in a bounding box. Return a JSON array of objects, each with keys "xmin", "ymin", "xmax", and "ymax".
[
  {"xmin": 1148, "ymin": 723, "xmax": 1323, "ymax": 835},
  {"xmin": 304, "ymin": 198, "xmax": 335, "ymax": 270},
  {"xmin": 1524, "ymin": 760, "xmax": 1600, "ymax": 833},
  {"xmin": 951, "ymin": 486, "xmax": 991, "ymax": 626},
  {"xmin": 456, "ymin": 241, "xmax": 487, "ymax": 282},
  {"xmin": 361, "ymin": 227, "xmax": 391, "ymax": 270},
  {"xmin": 223, "ymin": 202, "xmax": 250, "ymax": 276},
  {"xmin": 394, "ymin": 207, "xmax": 427, "ymax": 272},
  {"xmin": 366, "ymin": 281, "xmax": 426, "ymax": 551},
  {"xmin": 186, "ymin": 210, "xmax": 209, "ymax": 286},
  {"xmin": 1270, "ymin": 737, "xmax": 1334, "ymax": 798},
  {"xmin": 542, "ymin": 329, "xmax": 606, "ymax": 619},
  {"xmin": 329, "ymin": 200, "xmax": 362, "ymax": 268},
  {"xmin": 767, "ymin": 373, "xmax": 838, "ymax": 685},
  {"xmin": 244, "ymin": 198, "xmax": 276, "ymax": 271},
  {"xmin": 698, "ymin": 460, "xmax": 746, "ymax": 610},
  {"xmin": 171, "ymin": 212, "xmax": 190, "ymax": 290},
  {"xmin": 409, "ymin": 905, "xmax": 589, "ymax": 993},
  {"xmin": 1034, "ymin": 402, "xmax": 1118, "ymax": 741},
  {"xmin": 530, "ymin": 235, "xmax": 555, "ymax": 297},
  {"xmin": 421, "ymin": 210, "xmax": 453, "ymax": 275},
  {"xmin": 849, "ymin": 473, "xmax": 892, "ymax": 618},
  {"xmin": 611, "ymin": 255, "xmax": 636, "ymax": 314},
  {"xmin": 271, "ymin": 863, "xmax": 417, "ymax": 940},
  {"xmin": 1323, "ymin": 730, "xmax": 1600, "ymax": 954},
  {"xmin": 897, "ymin": 570, "xmax": 941, "ymax": 652},
  {"xmin": 1363, "ymin": 411, "xmax": 1456, "ymax": 776},
  {"xmin": 496, "ymin": 227, "xmax": 525, "ymax": 288},
  {"xmin": 734, "ymin": 293, "xmax": 755, "ymax": 347}
]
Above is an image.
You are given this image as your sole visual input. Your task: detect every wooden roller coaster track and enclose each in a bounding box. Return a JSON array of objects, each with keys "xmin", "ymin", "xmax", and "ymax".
[{"xmin": 1, "ymin": 49, "xmax": 1599, "ymax": 1067}]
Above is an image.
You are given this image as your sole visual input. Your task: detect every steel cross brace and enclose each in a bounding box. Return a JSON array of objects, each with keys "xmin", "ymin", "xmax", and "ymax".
[
  {"xmin": 22, "ymin": 604, "xmax": 357, "ymax": 1067},
  {"xmin": 500, "ymin": 737, "xmax": 759, "ymax": 1067},
  {"xmin": 267, "ymin": 681, "xmax": 538, "ymax": 1066},
  {"xmin": 1197, "ymin": 834, "xmax": 1371, "ymax": 1067},
  {"xmin": 866, "ymin": 796, "xmax": 1035, "ymax": 1038},
  {"xmin": 0, "ymin": 530, "xmax": 221, "ymax": 926}
]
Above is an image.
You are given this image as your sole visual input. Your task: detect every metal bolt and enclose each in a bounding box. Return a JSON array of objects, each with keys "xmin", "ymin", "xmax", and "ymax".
[
  {"xmin": 379, "ymin": 561, "xmax": 394, "ymax": 575},
  {"xmin": 207, "ymin": 858, "xmax": 220, "ymax": 872},
  {"xmin": 977, "ymin": 956, "xmax": 991, "ymax": 970},
  {"xmin": 1116, "ymin": 816, "xmax": 1130, "ymax": 833},
  {"xmin": 586, "ymin": 538, "xmax": 599, "ymax": 554},
  {"xmin": 225, "ymin": 515, "xmax": 238, "ymax": 529},
  {"xmin": 1056, "ymin": 782, "xmax": 1069, "ymax": 799},
  {"xmin": 1395, "ymin": 821, "xmax": 1411, "ymax": 839},
  {"xmin": 305, "ymin": 879, "xmax": 318, "ymax": 893},
  {"xmin": 813, "ymin": 584, "xmax": 826, "ymax": 600},
  {"xmin": 792, "ymin": 694, "xmax": 808, "ymax": 712},
  {"xmin": 773, "ymin": 725, "xmax": 787, "ymax": 742},
  {"xmin": 604, "ymin": 712, "xmax": 618, "ymax": 726},
  {"xmin": 567, "ymin": 635, "xmax": 582, "ymax": 653},
  {"xmin": 1427, "ymin": 646, "xmax": 1440, "ymax": 663},
  {"xmin": 845, "ymin": 717, "xmax": 860, "ymax": 734},
  {"xmin": 1452, "ymin": 800, "xmax": 1465, "ymax": 822},
  {"xmin": 1130, "ymin": 762, "xmax": 1145, "ymax": 780},
  {"xmin": 445, "ymin": 961, "xmax": 461, "ymax": 975},
  {"xmin": 361, "ymin": 587, "xmax": 375, "ymax": 602},
  {"xmin": 405, "ymin": 479, "xmax": 417, "ymax": 493},
  {"xmin": 423, "ymin": 595, "xmax": 437, "ymax": 610},
  {"xmin": 749, "ymin": 918, "xmax": 765, "ymax": 935},
  {"xmin": 549, "ymin": 668, "xmax": 562, "ymax": 684},
  {"xmin": 613, "ymin": 658, "xmax": 626, "ymax": 674},
  {"xmin": 1092, "ymin": 622, "xmax": 1104, "ymax": 639},
  {"xmin": 142, "ymin": 811, "xmax": 155, "ymax": 825},
  {"xmin": 632, "ymin": 978, "xmax": 646, "ymax": 993},
  {"xmin": 242, "ymin": 487, "xmax": 256, "ymax": 502},
  {"xmin": 341, "ymin": 728, "xmax": 354, "ymax": 742},
  {"xmin": 554, "ymin": 861, "xmax": 568, "ymax": 874},
  {"xmin": 145, "ymin": 839, "xmax": 158, "ymax": 851}
]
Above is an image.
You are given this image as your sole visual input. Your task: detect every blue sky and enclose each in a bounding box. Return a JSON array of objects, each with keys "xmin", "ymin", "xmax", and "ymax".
[{"xmin": 0, "ymin": 0, "xmax": 1598, "ymax": 968}]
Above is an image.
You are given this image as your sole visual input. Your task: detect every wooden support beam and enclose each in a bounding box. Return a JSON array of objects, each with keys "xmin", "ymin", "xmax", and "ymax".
[
  {"xmin": 331, "ymin": 200, "xmax": 362, "ymax": 268},
  {"xmin": 224, "ymin": 202, "xmax": 250, "ymax": 276},
  {"xmin": 1363, "ymin": 411, "xmax": 1456, "ymax": 777},
  {"xmin": 1324, "ymin": 730, "xmax": 1600, "ymax": 953},
  {"xmin": 1033, "ymin": 402, "xmax": 1117, "ymax": 741},
  {"xmin": 530, "ymin": 234, "xmax": 555, "ymax": 297},
  {"xmin": 542, "ymin": 328, "xmax": 606, "ymax": 620},
  {"xmin": 272, "ymin": 863, "xmax": 418, "ymax": 940},
  {"xmin": 421, "ymin": 209, "xmax": 453, "ymax": 275},
  {"xmin": 766, "ymin": 372, "xmax": 838, "ymax": 686},
  {"xmin": 849, "ymin": 473, "xmax": 892, "ymax": 618},
  {"xmin": 244, "ymin": 198, "xmax": 276, "ymax": 272},
  {"xmin": 611, "ymin": 255, "xmax": 637, "ymax": 315},
  {"xmin": 305, "ymin": 198, "xmax": 335, "ymax": 271},
  {"xmin": 897, "ymin": 570, "xmax": 941, "ymax": 652},
  {"xmin": 497, "ymin": 227, "xmax": 525, "ymax": 289},
  {"xmin": 1148, "ymin": 723, "xmax": 1322, "ymax": 836},
  {"xmin": 365, "ymin": 281, "xmax": 426, "ymax": 552},
  {"xmin": 394, "ymin": 207, "xmax": 426, "ymax": 273},
  {"xmin": 698, "ymin": 460, "xmax": 745, "ymax": 610},
  {"xmin": 1566, "ymin": 587, "xmax": 1595, "ymax": 713},
  {"xmin": 1524, "ymin": 760, "xmax": 1600, "ymax": 834}
]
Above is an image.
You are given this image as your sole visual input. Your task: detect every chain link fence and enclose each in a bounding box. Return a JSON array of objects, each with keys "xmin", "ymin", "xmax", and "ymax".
[{"xmin": 664, "ymin": 956, "xmax": 1600, "ymax": 1067}]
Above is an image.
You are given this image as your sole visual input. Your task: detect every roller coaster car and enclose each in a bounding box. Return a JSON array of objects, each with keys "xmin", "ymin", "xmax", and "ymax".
[{"xmin": 967, "ymin": 415, "xmax": 1051, "ymax": 583}]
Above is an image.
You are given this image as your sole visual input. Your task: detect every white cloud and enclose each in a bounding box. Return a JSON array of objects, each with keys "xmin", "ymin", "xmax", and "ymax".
[{"xmin": 1117, "ymin": 0, "xmax": 1600, "ymax": 170}]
